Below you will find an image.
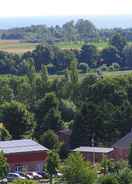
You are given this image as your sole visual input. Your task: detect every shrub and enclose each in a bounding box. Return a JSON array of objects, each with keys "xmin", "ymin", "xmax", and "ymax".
[
  {"xmin": 40, "ymin": 130, "xmax": 59, "ymax": 150},
  {"xmin": 0, "ymin": 151, "xmax": 8, "ymax": 179},
  {"xmin": 112, "ymin": 63, "xmax": 120, "ymax": 71},
  {"xmin": 108, "ymin": 65, "xmax": 114, "ymax": 71},
  {"xmin": 11, "ymin": 179, "xmax": 38, "ymax": 184},
  {"xmin": 63, "ymin": 152, "xmax": 96, "ymax": 184},
  {"xmin": 47, "ymin": 151, "xmax": 60, "ymax": 184},
  {"xmin": 117, "ymin": 168, "xmax": 132, "ymax": 184},
  {"xmin": 97, "ymin": 175, "xmax": 119, "ymax": 184},
  {"xmin": 78, "ymin": 63, "xmax": 89, "ymax": 73},
  {"xmin": 99, "ymin": 64, "xmax": 108, "ymax": 71}
]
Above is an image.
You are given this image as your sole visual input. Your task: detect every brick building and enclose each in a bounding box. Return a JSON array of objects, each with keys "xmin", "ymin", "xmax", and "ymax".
[
  {"xmin": 0, "ymin": 139, "xmax": 48, "ymax": 172},
  {"xmin": 112, "ymin": 131, "xmax": 132, "ymax": 160},
  {"xmin": 73, "ymin": 146, "xmax": 113, "ymax": 162}
]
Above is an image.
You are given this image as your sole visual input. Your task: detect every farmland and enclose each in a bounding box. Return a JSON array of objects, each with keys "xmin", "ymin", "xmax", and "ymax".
[
  {"xmin": 0, "ymin": 40, "xmax": 38, "ymax": 54},
  {"xmin": 0, "ymin": 39, "xmax": 132, "ymax": 54},
  {"xmin": 0, "ymin": 40, "xmax": 110, "ymax": 54}
]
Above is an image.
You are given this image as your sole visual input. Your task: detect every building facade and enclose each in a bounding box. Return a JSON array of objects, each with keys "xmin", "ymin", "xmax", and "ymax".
[
  {"xmin": 0, "ymin": 139, "xmax": 48, "ymax": 172},
  {"xmin": 73, "ymin": 146, "xmax": 114, "ymax": 163},
  {"xmin": 112, "ymin": 131, "xmax": 132, "ymax": 160}
]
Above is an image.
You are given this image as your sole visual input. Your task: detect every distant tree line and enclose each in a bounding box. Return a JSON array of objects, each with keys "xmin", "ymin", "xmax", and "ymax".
[
  {"xmin": 1, "ymin": 19, "xmax": 132, "ymax": 43},
  {"xmin": 0, "ymin": 32, "xmax": 132, "ymax": 74},
  {"xmin": 0, "ymin": 19, "xmax": 98, "ymax": 43}
]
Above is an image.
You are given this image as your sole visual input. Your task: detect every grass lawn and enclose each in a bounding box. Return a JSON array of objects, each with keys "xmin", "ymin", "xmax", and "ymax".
[
  {"xmin": 56, "ymin": 41, "xmax": 109, "ymax": 50},
  {"xmin": 0, "ymin": 39, "xmax": 132, "ymax": 55}
]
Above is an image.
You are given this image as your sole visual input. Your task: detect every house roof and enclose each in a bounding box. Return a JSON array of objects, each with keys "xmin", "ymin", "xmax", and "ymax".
[
  {"xmin": 113, "ymin": 131, "xmax": 132, "ymax": 149},
  {"xmin": 0, "ymin": 139, "xmax": 48, "ymax": 154},
  {"xmin": 58, "ymin": 128, "xmax": 72, "ymax": 136},
  {"xmin": 73, "ymin": 146, "xmax": 113, "ymax": 153}
]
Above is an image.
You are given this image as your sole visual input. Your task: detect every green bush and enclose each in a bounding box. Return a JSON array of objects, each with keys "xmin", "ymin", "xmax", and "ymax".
[
  {"xmin": 78, "ymin": 63, "xmax": 89, "ymax": 73},
  {"xmin": 99, "ymin": 64, "xmax": 108, "ymax": 71},
  {"xmin": 63, "ymin": 152, "xmax": 96, "ymax": 184},
  {"xmin": 117, "ymin": 168, "xmax": 132, "ymax": 184},
  {"xmin": 97, "ymin": 175, "xmax": 119, "ymax": 184},
  {"xmin": 11, "ymin": 179, "xmax": 39, "ymax": 184},
  {"xmin": 112, "ymin": 63, "xmax": 120, "ymax": 71}
]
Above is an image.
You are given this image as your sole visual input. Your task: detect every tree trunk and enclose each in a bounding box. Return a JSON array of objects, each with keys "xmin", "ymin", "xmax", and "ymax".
[{"xmin": 50, "ymin": 175, "xmax": 53, "ymax": 184}]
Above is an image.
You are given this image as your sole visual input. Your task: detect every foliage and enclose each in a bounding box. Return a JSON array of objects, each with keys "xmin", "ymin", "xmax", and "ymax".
[
  {"xmin": 78, "ymin": 63, "xmax": 89, "ymax": 73},
  {"xmin": 0, "ymin": 151, "xmax": 8, "ymax": 179},
  {"xmin": 11, "ymin": 179, "xmax": 39, "ymax": 184},
  {"xmin": 0, "ymin": 123, "xmax": 12, "ymax": 141},
  {"xmin": 97, "ymin": 175, "xmax": 119, "ymax": 184},
  {"xmin": 123, "ymin": 45, "xmax": 132, "ymax": 68},
  {"xmin": 128, "ymin": 143, "xmax": 132, "ymax": 168},
  {"xmin": 40, "ymin": 130, "xmax": 59, "ymax": 150},
  {"xmin": 35, "ymin": 92, "xmax": 62, "ymax": 134},
  {"xmin": 117, "ymin": 168, "xmax": 132, "ymax": 184},
  {"xmin": 0, "ymin": 101, "xmax": 35, "ymax": 139},
  {"xmin": 58, "ymin": 143, "xmax": 69, "ymax": 160},
  {"xmin": 110, "ymin": 33, "xmax": 127, "ymax": 52},
  {"xmin": 63, "ymin": 152, "xmax": 96, "ymax": 184},
  {"xmin": 100, "ymin": 46, "xmax": 121, "ymax": 66},
  {"xmin": 79, "ymin": 44, "xmax": 98, "ymax": 67},
  {"xmin": 47, "ymin": 151, "xmax": 60, "ymax": 184},
  {"xmin": 1, "ymin": 19, "xmax": 98, "ymax": 43}
]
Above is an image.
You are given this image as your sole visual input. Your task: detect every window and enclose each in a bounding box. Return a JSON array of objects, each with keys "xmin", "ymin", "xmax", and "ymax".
[{"xmin": 15, "ymin": 165, "xmax": 24, "ymax": 172}]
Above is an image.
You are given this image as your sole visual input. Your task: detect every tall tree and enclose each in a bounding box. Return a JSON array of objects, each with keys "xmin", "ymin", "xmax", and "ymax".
[
  {"xmin": 79, "ymin": 44, "xmax": 98, "ymax": 67},
  {"xmin": 35, "ymin": 92, "xmax": 62, "ymax": 134},
  {"xmin": 47, "ymin": 151, "xmax": 60, "ymax": 184},
  {"xmin": 100, "ymin": 46, "xmax": 121, "ymax": 66},
  {"xmin": 110, "ymin": 32, "xmax": 127, "ymax": 52},
  {"xmin": 0, "ymin": 101, "xmax": 35, "ymax": 139},
  {"xmin": 41, "ymin": 65, "xmax": 48, "ymax": 86}
]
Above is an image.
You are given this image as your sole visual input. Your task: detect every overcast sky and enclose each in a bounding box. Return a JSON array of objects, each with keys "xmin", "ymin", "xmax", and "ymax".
[{"xmin": 0, "ymin": 0, "xmax": 131, "ymax": 17}]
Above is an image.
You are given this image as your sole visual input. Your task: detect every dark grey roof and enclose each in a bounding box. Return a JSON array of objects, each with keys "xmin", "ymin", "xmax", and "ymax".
[
  {"xmin": 0, "ymin": 139, "xmax": 48, "ymax": 154},
  {"xmin": 73, "ymin": 146, "xmax": 113, "ymax": 153},
  {"xmin": 113, "ymin": 131, "xmax": 132, "ymax": 149},
  {"xmin": 58, "ymin": 128, "xmax": 72, "ymax": 135}
]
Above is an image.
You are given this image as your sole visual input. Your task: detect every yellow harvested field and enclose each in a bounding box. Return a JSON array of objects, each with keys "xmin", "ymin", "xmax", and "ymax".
[{"xmin": 0, "ymin": 40, "xmax": 39, "ymax": 54}]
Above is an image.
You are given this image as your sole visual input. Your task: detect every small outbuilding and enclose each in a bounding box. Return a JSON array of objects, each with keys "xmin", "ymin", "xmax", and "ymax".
[
  {"xmin": 73, "ymin": 146, "xmax": 113, "ymax": 163},
  {"xmin": 0, "ymin": 139, "xmax": 48, "ymax": 172}
]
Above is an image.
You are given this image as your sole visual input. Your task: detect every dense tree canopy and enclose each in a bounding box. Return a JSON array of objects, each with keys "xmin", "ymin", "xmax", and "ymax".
[{"xmin": 0, "ymin": 101, "xmax": 35, "ymax": 139}]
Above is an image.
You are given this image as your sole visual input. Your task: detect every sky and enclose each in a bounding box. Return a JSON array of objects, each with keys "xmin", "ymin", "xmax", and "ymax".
[{"xmin": 1, "ymin": 0, "xmax": 132, "ymax": 17}]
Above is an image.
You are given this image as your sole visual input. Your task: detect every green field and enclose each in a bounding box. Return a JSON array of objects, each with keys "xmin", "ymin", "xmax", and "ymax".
[
  {"xmin": 0, "ymin": 40, "xmax": 109, "ymax": 54},
  {"xmin": 56, "ymin": 41, "xmax": 109, "ymax": 50},
  {"xmin": 0, "ymin": 40, "xmax": 38, "ymax": 54},
  {"xmin": 0, "ymin": 39, "xmax": 132, "ymax": 54}
]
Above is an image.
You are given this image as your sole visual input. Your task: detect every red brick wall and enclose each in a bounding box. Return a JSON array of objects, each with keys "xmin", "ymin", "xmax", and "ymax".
[
  {"xmin": 6, "ymin": 151, "xmax": 48, "ymax": 172},
  {"xmin": 6, "ymin": 151, "xmax": 48, "ymax": 163},
  {"xmin": 81, "ymin": 152, "xmax": 111, "ymax": 163},
  {"xmin": 109, "ymin": 148, "xmax": 128, "ymax": 160}
]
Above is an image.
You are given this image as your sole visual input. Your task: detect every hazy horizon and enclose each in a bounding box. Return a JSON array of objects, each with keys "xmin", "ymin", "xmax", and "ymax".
[{"xmin": 0, "ymin": 15, "xmax": 132, "ymax": 29}]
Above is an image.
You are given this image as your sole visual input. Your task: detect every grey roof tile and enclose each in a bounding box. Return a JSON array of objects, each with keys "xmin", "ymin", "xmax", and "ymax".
[
  {"xmin": 73, "ymin": 146, "xmax": 113, "ymax": 153},
  {"xmin": 113, "ymin": 131, "xmax": 132, "ymax": 149},
  {"xmin": 0, "ymin": 139, "xmax": 48, "ymax": 154}
]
